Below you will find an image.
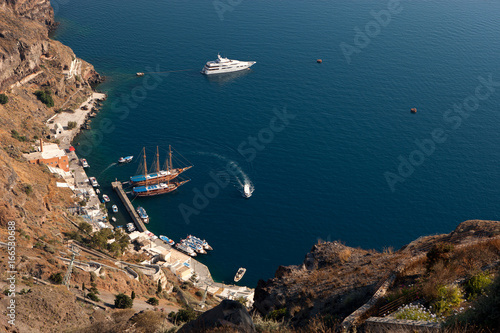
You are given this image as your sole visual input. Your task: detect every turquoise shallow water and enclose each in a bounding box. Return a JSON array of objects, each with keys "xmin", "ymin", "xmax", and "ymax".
[{"xmin": 51, "ymin": 0, "xmax": 500, "ymax": 286}]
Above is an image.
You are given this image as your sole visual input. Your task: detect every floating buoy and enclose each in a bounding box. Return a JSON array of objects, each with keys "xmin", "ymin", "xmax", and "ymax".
[
  {"xmin": 411, "ymin": 108, "xmax": 417, "ymax": 113},
  {"xmin": 317, "ymin": 59, "xmax": 322, "ymax": 63}
]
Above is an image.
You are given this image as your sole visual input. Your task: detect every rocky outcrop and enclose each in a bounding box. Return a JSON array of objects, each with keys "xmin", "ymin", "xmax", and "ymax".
[
  {"xmin": 1, "ymin": 0, "xmax": 56, "ymax": 28},
  {"xmin": 178, "ymin": 300, "xmax": 256, "ymax": 333},
  {"xmin": 0, "ymin": 1, "xmax": 101, "ymax": 92}
]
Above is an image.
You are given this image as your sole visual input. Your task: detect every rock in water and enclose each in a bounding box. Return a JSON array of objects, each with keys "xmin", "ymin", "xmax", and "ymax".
[{"xmin": 178, "ymin": 300, "xmax": 256, "ymax": 333}]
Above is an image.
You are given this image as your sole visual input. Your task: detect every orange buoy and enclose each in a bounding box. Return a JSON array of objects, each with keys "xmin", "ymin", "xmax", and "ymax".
[
  {"xmin": 317, "ymin": 59, "xmax": 322, "ymax": 63},
  {"xmin": 410, "ymin": 108, "xmax": 417, "ymax": 113}
]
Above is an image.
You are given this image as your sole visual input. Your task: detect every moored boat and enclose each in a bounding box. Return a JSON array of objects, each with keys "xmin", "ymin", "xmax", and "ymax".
[
  {"xmin": 136, "ymin": 206, "xmax": 149, "ymax": 223},
  {"xmin": 187, "ymin": 235, "xmax": 213, "ymax": 251},
  {"xmin": 159, "ymin": 235, "xmax": 175, "ymax": 246},
  {"xmin": 118, "ymin": 156, "xmax": 133, "ymax": 163},
  {"xmin": 181, "ymin": 238, "xmax": 206, "ymax": 254},
  {"xmin": 175, "ymin": 243, "xmax": 197, "ymax": 256},
  {"xmin": 129, "ymin": 146, "xmax": 192, "ymax": 186},
  {"xmin": 89, "ymin": 177, "xmax": 99, "ymax": 187},
  {"xmin": 131, "ymin": 146, "xmax": 191, "ymax": 197},
  {"xmin": 81, "ymin": 158, "xmax": 89, "ymax": 168},
  {"xmin": 102, "ymin": 194, "xmax": 110, "ymax": 202},
  {"xmin": 126, "ymin": 222, "xmax": 135, "ymax": 232},
  {"xmin": 112, "ymin": 205, "xmax": 118, "ymax": 213},
  {"xmin": 234, "ymin": 267, "xmax": 246, "ymax": 282}
]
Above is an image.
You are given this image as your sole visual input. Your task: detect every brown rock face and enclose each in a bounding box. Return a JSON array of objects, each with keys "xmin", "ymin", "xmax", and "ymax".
[{"xmin": 1, "ymin": 0, "xmax": 56, "ymax": 28}]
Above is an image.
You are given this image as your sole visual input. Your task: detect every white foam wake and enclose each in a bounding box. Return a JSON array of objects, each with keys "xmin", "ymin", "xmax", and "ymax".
[{"xmin": 196, "ymin": 152, "xmax": 254, "ymax": 198}]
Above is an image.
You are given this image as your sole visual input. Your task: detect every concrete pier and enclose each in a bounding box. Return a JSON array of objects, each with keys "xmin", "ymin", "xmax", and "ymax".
[{"xmin": 112, "ymin": 181, "xmax": 147, "ymax": 232}]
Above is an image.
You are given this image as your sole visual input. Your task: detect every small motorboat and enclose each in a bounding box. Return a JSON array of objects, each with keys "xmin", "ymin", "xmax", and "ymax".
[
  {"xmin": 118, "ymin": 156, "xmax": 134, "ymax": 163},
  {"xmin": 81, "ymin": 159, "xmax": 89, "ymax": 168},
  {"xmin": 243, "ymin": 183, "xmax": 253, "ymax": 198},
  {"xmin": 234, "ymin": 267, "xmax": 246, "ymax": 282},
  {"xmin": 112, "ymin": 205, "xmax": 118, "ymax": 213},
  {"xmin": 89, "ymin": 177, "xmax": 99, "ymax": 187},
  {"xmin": 159, "ymin": 235, "xmax": 175, "ymax": 246},
  {"xmin": 111, "ymin": 217, "xmax": 117, "ymax": 222},
  {"xmin": 102, "ymin": 194, "xmax": 110, "ymax": 202}
]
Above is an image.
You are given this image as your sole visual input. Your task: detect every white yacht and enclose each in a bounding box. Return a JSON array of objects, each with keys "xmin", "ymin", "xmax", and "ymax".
[{"xmin": 201, "ymin": 54, "xmax": 256, "ymax": 75}]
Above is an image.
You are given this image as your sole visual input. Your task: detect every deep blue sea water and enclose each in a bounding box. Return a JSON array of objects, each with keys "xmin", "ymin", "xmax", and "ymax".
[{"xmin": 51, "ymin": 0, "xmax": 500, "ymax": 286}]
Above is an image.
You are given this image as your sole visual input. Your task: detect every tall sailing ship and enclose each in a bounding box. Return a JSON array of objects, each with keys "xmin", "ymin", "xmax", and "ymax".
[
  {"xmin": 131, "ymin": 146, "xmax": 191, "ymax": 197},
  {"xmin": 130, "ymin": 146, "xmax": 192, "ymax": 186}
]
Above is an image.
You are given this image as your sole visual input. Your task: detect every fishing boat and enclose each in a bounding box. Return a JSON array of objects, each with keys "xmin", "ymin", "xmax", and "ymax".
[
  {"xmin": 175, "ymin": 243, "xmax": 197, "ymax": 257},
  {"xmin": 187, "ymin": 235, "xmax": 213, "ymax": 251},
  {"xmin": 81, "ymin": 158, "xmax": 89, "ymax": 168},
  {"xmin": 129, "ymin": 146, "xmax": 192, "ymax": 186},
  {"xmin": 118, "ymin": 156, "xmax": 133, "ymax": 163},
  {"xmin": 112, "ymin": 205, "xmax": 118, "ymax": 213},
  {"xmin": 131, "ymin": 146, "xmax": 191, "ymax": 197},
  {"xmin": 159, "ymin": 235, "xmax": 175, "ymax": 246},
  {"xmin": 89, "ymin": 177, "xmax": 99, "ymax": 187},
  {"xmin": 234, "ymin": 267, "xmax": 246, "ymax": 282},
  {"xmin": 102, "ymin": 194, "xmax": 110, "ymax": 202},
  {"xmin": 126, "ymin": 222, "xmax": 135, "ymax": 232},
  {"xmin": 136, "ymin": 206, "xmax": 149, "ymax": 223}
]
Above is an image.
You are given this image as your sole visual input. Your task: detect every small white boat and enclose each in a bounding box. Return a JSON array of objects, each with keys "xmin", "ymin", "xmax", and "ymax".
[
  {"xmin": 118, "ymin": 156, "xmax": 133, "ymax": 163},
  {"xmin": 126, "ymin": 222, "xmax": 135, "ymax": 232},
  {"xmin": 201, "ymin": 54, "xmax": 256, "ymax": 75},
  {"xmin": 89, "ymin": 177, "xmax": 99, "ymax": 187},
  {"xmin": 160, "ymin": 235, "xmax": 175, "ymax": 246},
  {"xmin": 111, "ymin": 217, "xmax": 116, "ymax": 222},
  {"xmin": 112, "ymin": 205, "xmax": 118, "ymax": 213},
  {"xmin": 243, "ymin": 183, "xmax": 252, "ymax": 198},
  {"xmin": 136, "ymin": 206, "xmax": 149, "ymax": 223},
  {"xmin": 81, "ymin": 159, "xmax": 89, "ymax": 168},
  {"xmin": 102, "ymin": 194, "xmax": 110, "ymax": 202},
  {"xmin": 234, "ymin": 267, "xmax": 246, "ymax": 282}
]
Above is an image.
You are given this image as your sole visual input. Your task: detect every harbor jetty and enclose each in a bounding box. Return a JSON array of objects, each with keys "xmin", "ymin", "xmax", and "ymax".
[{"xmin": 112, "ymin": 180, "xmax": 147, "ymax": 232}]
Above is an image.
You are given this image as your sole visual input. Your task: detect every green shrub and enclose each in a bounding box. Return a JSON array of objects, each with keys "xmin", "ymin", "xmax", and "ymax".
[
  {"xmin": 87, "ymin": 292, "xmax": 100, "ymax": 302},
  {"xmin": 465, "ymin": 272, "xmax": 492, "ymax": 300},
  {"xmin": 432, "ymin": 285, "xmax": 463, "ymax": 315},
  {"xmin": 266, "ymin": 307, "xmax": 287, "ymax": 321},
  {"xmin": 168, "ymin": 307, "xmax": 197, "ymax": 323},
  {"xmin": 34, "ymin": 89, "xmax": 54, "ymax": 107},
  {"xmin": 447, "ymin": 274, "xmax": 500, "ymax": 330},
  {"xmin": 11, "ymin": 130, "xmax": 27, "ymax": 142},
  {"xmin": 67, "ymin": 121, "xmax": 77, "ymax": 129},
  {"xmin": 50, "ymin": 272, "xmax": 64, "ymax": 284},
  {"xmin": 24, "ymin": 184, "xmax": 33, "ymax": 196},
  {"xmin": 0, "ymin": 93, "xmax": 8, "ymax": 104},
  {"xmin": 147, "ymin": 297, "xmax": 159, "ymax": 306},
  {"xmin": 114, "ymin": 293, "xmax": 133, "ymax": 309}
]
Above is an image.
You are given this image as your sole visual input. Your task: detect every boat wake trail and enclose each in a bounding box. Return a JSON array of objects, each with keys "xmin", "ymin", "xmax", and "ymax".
[
  {"xmin": 100, "ymin": 162, "xmax": 117, "ymax": 175},
  {"xmin": 196, "ymin": 152, "xmax": 254, "ymax": 198}
]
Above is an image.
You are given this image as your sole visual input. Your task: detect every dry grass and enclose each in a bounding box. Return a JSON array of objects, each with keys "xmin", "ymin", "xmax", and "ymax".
[{"xmin": 338, "ymin": 249, "xmax": 352, "ymax": 263}]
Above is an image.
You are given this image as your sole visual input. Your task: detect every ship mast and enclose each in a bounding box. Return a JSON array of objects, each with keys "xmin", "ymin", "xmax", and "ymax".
[
  {"xmin": 168, "ymin": 145, "xmax": 172, "ymax": 185},
  {"xmin": 156, "ymin": 146, "xmax": 160, "ymax": 185},
  {"xmin": 143, "ymin": 147, "xmax": 148, "ymax": 186}
]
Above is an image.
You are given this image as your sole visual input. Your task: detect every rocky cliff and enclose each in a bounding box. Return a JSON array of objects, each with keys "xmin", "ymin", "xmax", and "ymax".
[
  {"xmin": 1, "ymin": 0, "xmax": 55, "ymax": 27},
  {"xmin": 0, "ymin": 0, "xmax": 100, "ymax": 92},
  {"xmin": 254, "ymin": 220, "xmax": 500, "ymax": 329}
]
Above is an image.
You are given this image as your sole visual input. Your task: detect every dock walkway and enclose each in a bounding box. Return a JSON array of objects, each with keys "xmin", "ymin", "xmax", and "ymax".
[{"xmin": 112, "ymin": 181, "xmax": 147, "ymax": 232}]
